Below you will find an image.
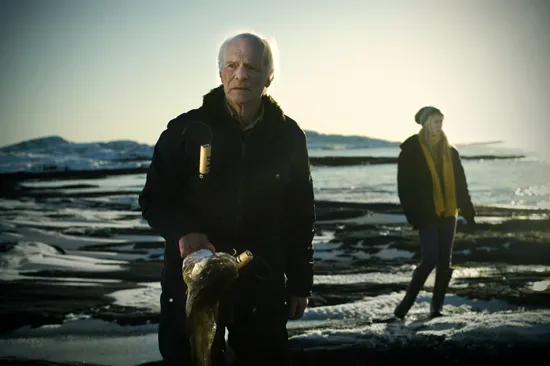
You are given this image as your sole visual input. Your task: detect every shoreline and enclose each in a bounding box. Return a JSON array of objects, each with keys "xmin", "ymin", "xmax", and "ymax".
[
  {"xmin": 1, "ymin": 167, "xmax": 549, "ymax": 365},
  {"xmin": 0, "ymin": 153, "xmax": 528, "ymax": 181},
  {"xmin": 1, "ymin": 166, "xmax": 547, "ymax": 216}
]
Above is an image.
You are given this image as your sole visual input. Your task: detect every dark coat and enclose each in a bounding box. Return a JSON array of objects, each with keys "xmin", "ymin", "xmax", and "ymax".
[
  {"xmin": 138, "ymin": 85, "xmax": 315, "ymax": 297},
  {"xmin": 397, "ymin": 135, "xmax": 475, "ymax": 229}
]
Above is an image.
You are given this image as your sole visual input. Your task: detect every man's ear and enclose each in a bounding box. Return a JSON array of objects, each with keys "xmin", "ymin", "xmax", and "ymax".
[{"xmin": 265, "ymin": 75, "xmax": 273, "ymax": 88}]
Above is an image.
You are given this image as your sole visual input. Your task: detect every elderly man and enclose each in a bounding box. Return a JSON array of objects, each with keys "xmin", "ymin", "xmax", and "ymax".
[{"xmin": 139, "ymin": 33, "xmax": 315, "ymax": 365}]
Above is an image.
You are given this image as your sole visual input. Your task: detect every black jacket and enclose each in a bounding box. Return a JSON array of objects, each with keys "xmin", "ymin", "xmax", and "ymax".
[
  {"xmin": 397, "ymin": 135, "xmax": 475, "ymax": 229},
  {"xmin": 139, "ymin": 86, "xmax": 315, "ymax": 297}
]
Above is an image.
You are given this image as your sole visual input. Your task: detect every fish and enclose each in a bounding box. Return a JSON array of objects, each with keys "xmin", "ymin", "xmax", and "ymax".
[{"xmin": 182, "ymin": 249, "xmax": 253, "ymax": 366}]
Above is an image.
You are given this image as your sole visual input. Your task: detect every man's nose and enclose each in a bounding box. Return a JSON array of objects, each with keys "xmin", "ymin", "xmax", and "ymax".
[{"xmin": 234, "ymin": 65, "xmax": 249, "ymax": 80}]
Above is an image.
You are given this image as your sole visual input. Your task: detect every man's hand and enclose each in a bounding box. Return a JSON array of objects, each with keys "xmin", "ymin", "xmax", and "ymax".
[
  {"xmin": 178, "ymin": 233, "xmax": 215, "ymax": 258},
  {"xmin": 287, "ymin": 295, "xmax": 308, "ymax": 320}
]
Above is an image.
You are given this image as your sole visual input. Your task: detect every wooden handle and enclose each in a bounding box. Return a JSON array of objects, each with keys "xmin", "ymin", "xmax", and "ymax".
[{"xmin": 199, "ymin": 144, "xmax": 211, "ymax": 175}]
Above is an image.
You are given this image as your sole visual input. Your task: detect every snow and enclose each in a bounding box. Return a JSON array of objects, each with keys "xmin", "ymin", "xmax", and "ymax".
[
  {"xmin": 3, "ymin": 318, "xmax": 158, "ymax": 338},
  {"xmin": 107, "ymin": 282, "xmax": 162, "ymax": 313},
  {"xmin": 318, "ymin": 213, "xmax": 408, "ymax": 225},
  {"xmin": 0, "ymin": 137, "xmax": 153, "ymax": 174},
  {"xmin": 532, "ymin": 280, "xmax": 550, "ymax": 291},
  {"xmin": 313, "ymin": 244, "xmax": 415, "ymax": 262},
  {"xmin": 4, "ymin": 233, "xmax": 546, "ymax": 358},
  {"xmin": 0, "ymin": 241, "xmax": 126, "ymax": 280},
  {"xmin": 291, "ymin": 310, "xmax": 550, "ymax": 347},
  {"xmin": 373, "ymin": 244, "xmax": 415, "ymax": 260},
  {"xmin": 314, "ymin": 272, "xmax": 413, "ymax": 285},
  {"xmin": 292, "ymin": 292, "xmax": 515, "ymax": 325},
  {"xmin": 285, "ymin": 292, "xmax": 550, "ymax": 349},
  {"xmin": 312, "ymin": 236, "xmax": 416, "ymax": 262},
  {"xmin": 0, "ymin": 227, "xmax": 132, "ymax": 250},
  {"xmin": 1, "ymin": 292, "xmax": 548, "ymax": 366},
  {"xmin": 6, "ymin": 217, "xmax": 147, "ymax": 230}
]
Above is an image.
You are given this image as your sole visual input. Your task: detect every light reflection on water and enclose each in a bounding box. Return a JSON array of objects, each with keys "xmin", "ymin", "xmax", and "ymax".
[
  {"xmin": 19, "ymin": 146, "xmax": 550, "ymax": 210},
  {"xmin": 309, "ymin": 146, "xmax": 550, "ymax": 209}
]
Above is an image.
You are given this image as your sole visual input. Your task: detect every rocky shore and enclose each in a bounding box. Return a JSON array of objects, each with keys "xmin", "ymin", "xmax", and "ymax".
[{"xmin": 1, "ymin": 173, "xmax": 549, "ymax": 365}]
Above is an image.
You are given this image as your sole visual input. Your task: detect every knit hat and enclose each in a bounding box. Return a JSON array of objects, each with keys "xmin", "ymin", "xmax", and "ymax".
[{"xmin": 415, "ymin": 106, "xmax": 442, "ymax": 125}]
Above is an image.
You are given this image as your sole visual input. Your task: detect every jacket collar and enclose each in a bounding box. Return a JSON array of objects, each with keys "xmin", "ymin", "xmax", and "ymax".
[{"xmin": 201, "ymin": 85, "xmax": 285, "ymax": 126}]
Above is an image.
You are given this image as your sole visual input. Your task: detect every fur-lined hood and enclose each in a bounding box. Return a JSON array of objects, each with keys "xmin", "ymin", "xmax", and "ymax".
[{"xmin": 201, "ymin": 85, "xmax": 286, "ymax": 123}]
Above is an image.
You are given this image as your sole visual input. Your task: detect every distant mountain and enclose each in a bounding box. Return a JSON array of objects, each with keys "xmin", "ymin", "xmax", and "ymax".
[
  {"xmin": 0, "ymin": 136, "xmax": 154, "ymax": 174},
  {"xmin": 304, "ymin": 130, "xmax": 399, "ymax": 149},
  {"xmin": 455, "ymin": 140, "xmax": 505, "ymax": 147},
  {"xmin": 0, "ymin": 132, "xmax": 398, "ymax": 173},
  {"xmin": 0, "ymin": 135, "xmax": 152, "ymax": 155},
  {"xmin": 1, "ymin": 131, "xmax": 398, "ymax": 153},
  {"xmin": 0, "ymin": 136, "xmax": 70, "ymax": 153}
]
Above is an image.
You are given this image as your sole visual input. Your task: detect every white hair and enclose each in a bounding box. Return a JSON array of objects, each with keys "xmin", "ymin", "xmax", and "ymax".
[{"xmin": 217, "ymin": 32, "xmax": 275, "ymax": 84}]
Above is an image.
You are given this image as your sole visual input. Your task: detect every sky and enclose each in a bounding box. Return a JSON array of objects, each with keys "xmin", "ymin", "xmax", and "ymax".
[{"xmin": 1, "ymin": 0, "xmax": 549, "ymax": 156}]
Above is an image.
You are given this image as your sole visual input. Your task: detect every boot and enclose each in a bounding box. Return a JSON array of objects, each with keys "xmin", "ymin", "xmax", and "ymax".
[
  {"xmin": 394, "ymin": 267, "xmax": 430, "ymax": 319},
  {"xmin": 430, "ymin": 267, "xmax": 454, "ymax": 317}
]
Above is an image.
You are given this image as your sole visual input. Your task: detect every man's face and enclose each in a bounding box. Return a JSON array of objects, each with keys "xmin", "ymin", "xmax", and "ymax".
[{"xmin": 220, "ymin": 37, "xmax": 269, "ymax": 104}]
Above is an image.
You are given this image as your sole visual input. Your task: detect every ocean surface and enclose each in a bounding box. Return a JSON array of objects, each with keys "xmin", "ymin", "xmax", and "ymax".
[
  {"xmin": 308, "ymin": 145, "xmax": 550, "ymax": 209},
  {"xmin": 2, "ymin": 138, "xmax": 549, "ymax": 210}
]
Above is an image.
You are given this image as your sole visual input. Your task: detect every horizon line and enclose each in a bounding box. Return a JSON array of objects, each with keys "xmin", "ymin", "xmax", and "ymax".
[{"xmin": 0, "ymin": 133, "xmax": 508, "ymax": 150}]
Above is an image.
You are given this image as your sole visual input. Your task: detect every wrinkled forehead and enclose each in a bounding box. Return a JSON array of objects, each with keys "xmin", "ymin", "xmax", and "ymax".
[{"xmin": 224, "ymin": 37, "xmax": 265, "ymax": 66}]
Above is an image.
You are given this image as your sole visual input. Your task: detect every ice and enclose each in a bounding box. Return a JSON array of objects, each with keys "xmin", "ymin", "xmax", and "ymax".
[
  {"xmin": 1, "ymin": 291, "xmax": 547, "ymax": 366},
  {"xmin": 107, "ymin": 282, "xmax": 162, "ymax": 312},
  {"xmin": 0, "ymin": 137, "xmax": 153, "ymax": 174},
  {"xmin": 0, "ymin": 241, "xmax": 125, "ymax": 280},
  {"xmin": 318, "ymin": 213, "xmax": 408, "ymax": 225},
  {"xmin": 531, "ymin": 280, "xmax": 550, "ymax": 292}
]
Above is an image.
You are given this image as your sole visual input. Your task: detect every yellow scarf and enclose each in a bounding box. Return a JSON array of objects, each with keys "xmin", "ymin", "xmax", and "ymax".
[{"xmin": 418, "ymin": 132, "xmax": 458, "ymax": 217}]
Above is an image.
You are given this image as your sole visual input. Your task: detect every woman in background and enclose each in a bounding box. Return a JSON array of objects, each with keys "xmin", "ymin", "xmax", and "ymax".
[{"xmin": 394, "ymin": 106, "xmax": 476, "ymax": 319}]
